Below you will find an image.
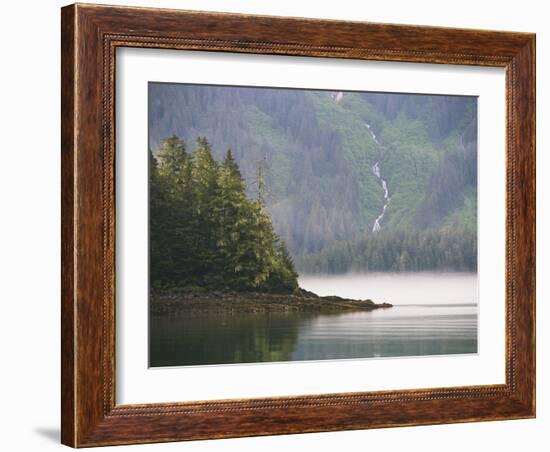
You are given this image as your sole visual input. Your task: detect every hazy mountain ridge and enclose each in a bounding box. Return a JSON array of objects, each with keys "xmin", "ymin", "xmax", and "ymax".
[{"xmin": 149, "ymin": 84, "xmax": 477, "ymax": 271}]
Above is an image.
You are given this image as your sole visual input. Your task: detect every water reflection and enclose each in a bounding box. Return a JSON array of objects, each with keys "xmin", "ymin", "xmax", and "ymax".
[
  {"xmin": 150, "ymin": 304, "xmax": 477, "ymax": 367},
  {"xmin": 292, "ymin": 304, "xmax": 477, "ymax": 361},
  {"xmin": 150, "ymin": 311, "xmax": 306, "ymax": 367},
  {"xmin": 150, "ymin": 272, "xmax": 478, "ymax": 367}
]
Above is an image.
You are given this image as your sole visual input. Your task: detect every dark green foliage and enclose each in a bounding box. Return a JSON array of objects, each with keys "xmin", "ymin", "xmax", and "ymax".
[
  {"xmin": 415, "ymin": 119, "xmax": 477, "ymax": 229},
  {"xmin": 298, "ymin": 227, "xmax": 477, "ymax": 273},
  {"xmin": 149, "ymin": 135, "xmax": 298, "ymax": 292}
]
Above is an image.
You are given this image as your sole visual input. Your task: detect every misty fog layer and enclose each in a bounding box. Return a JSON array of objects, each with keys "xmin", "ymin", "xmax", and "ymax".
[{"xmin": 299, "ymin": 273, "xmax": 478, "ymax": 305}]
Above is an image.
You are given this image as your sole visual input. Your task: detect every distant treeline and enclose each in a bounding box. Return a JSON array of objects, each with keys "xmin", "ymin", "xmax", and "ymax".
[
  {"xmin": 150, "ymin": 135, "xmax": 298, "ymax": 292},
  {"xmin": 297, "ymin": 227, "xmax": 477, "ymax": 274}
]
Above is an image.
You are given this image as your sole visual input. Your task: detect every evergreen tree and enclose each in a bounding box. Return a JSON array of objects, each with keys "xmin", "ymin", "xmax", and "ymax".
[
  {"xmin": 157, "ymin": 135, "xmax": 188, "ymax": 183},
  {"xmin": 153, "ymin": 136, "xmax": 199, "ymax": 286},
  {"xmin": 263, "ymin": 239, "xmax": 299, "ymax": 292},
  {"xmin": 149, "ymin": 148, "xmax": 173, "ymax": 286},
  {"xmin": 149, "ymin": 135, "xmax": 298, "ymax": 292},
  {"xmin": 218, "ymin": 149, "xmax": 256, "ymax": 288},
  {"xmin": 192, "ymin": 137, "xmax": 223, "ymax": 285}
]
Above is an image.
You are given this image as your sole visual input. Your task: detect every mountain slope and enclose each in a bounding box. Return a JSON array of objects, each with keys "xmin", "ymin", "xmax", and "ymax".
[{"xmin": 149, "ymin": 83, "xmax": 477, "ymax": 272}]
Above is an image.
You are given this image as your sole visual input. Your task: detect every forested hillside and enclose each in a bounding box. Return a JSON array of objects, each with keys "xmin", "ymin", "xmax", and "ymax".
[{"xmin": 149, "ymin": 83, "xmax": 477, "ymax": 273}]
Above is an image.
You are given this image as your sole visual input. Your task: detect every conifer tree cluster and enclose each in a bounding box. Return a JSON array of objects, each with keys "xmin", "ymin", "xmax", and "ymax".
[
  {"xmin": 298, "ymin": 227, "xmax": 477, "ymax": 273},
  {"xmin": 150, "ymin": 135, "xmax": 298, "ymax": 292}
]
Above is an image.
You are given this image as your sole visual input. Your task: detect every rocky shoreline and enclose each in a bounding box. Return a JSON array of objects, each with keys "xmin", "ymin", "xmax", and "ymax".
[{"xmin": 150, "ymin": 288, "xmax": 392, "ymax": 315}]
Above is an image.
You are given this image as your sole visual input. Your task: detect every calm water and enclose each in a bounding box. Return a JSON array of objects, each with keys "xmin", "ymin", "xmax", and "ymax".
[{"xmin": 150, "ymin": 273, "xmax": 478, "ymax": 367}]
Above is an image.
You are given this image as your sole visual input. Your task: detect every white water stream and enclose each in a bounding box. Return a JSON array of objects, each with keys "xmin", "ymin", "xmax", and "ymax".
[
  {"xmin": 333, "ymin": 91, "xmax": 344, "ymax": 103},
  {"xmin": 366, "ymin": 123, "xmax": 390, "ymax": 233}
]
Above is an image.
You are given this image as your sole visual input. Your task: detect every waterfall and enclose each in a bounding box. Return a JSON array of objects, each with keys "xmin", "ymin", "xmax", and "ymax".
[
  {"xmin": 367, "ymin": 123, "xmax": 390, "ymax": 233},
  {"xmin": 365, "ymin": 123, "xmax": 380, "ymax": 145},
  {"xmin": 372, "ymin": 161, "xmax": 381, "ymax": 178},
  {"xmin": 381, "ymin": 179, "xmax": 389, "ymax": 199}
]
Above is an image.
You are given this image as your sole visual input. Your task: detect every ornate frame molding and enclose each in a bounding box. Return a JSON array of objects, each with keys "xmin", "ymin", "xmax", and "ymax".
[{"xmin": 62, "ymin": 4, "xmax": 535, "ymax": 447}]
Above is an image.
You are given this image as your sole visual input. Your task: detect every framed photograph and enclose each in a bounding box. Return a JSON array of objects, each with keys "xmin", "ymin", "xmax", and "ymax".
[{"xmin": 61, "ymin": 3, "xmax": 536, "ymax": 447}]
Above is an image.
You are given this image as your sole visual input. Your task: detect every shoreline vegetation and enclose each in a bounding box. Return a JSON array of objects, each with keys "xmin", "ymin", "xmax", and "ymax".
[
  {"xmin": 150, "ymin": 288, "xmax": 392, "ymax": 315},
  {"xmin": 149, "ymin": 135, "xmax": 392, "ymax": 314},
  {"xmin": 150, "ymin": 136, "xmax": 299, "ymax": 294}
]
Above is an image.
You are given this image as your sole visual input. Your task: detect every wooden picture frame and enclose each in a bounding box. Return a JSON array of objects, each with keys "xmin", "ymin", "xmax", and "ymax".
[{"xmin": 61, "ymin": 3, "xmax": 535, "ymax": 447}]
